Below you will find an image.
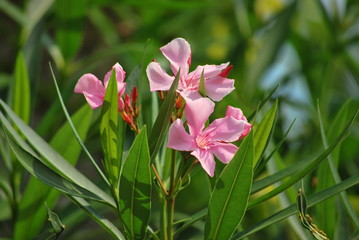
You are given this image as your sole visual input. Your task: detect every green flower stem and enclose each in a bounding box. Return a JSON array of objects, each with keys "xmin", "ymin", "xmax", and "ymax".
[{"xmin": 161, "ymin": 149, "xmax": 177, "ymax": 240}]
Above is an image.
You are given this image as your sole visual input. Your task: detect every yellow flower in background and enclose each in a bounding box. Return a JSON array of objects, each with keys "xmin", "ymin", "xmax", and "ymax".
[
  {"xmin": 206, "ymin": 18, "xmax": 230, "ymax": 61},
  {"xmin": 255, "ymin": 0, "xmax": 284, "ymax": 20}
]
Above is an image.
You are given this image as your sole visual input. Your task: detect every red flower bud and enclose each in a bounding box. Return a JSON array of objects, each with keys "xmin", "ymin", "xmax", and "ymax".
[{"xmin": 131, "ymin": 86, "xmax": 138, "ymax": 105}]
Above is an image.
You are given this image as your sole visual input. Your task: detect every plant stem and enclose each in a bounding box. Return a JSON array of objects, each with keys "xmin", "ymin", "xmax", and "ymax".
[
  {"xmin": 161, "ymin": 149, "xmax": 177, "ymax": 240},
  {"xmin": 165, "ymin": 196, "xmax": 175, "ymax": 240}
]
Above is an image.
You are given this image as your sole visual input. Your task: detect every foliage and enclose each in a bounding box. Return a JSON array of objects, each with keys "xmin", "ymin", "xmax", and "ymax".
[{"xmin": 0, "ymin": 0, "xmax": 359, "ymax": 239}]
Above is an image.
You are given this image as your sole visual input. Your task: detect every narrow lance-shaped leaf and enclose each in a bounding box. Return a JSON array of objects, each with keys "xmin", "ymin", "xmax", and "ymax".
[
  {"xmin": 0, "ymin": 100, "xmax": 116, "ymax": 207},
  {"xmin": 68, "ymin": 195, "xmax": 126, "ymax": 240},
  {"xmin": 148, "ymin": 70, "xmax": 180, "ymax": 162},
  {"xmin": 248, "ymin": 83, "xmax": 279, "ymax": 122},
  {"xmin": 316, "ymin": 101, "xmax": 359, "ymax": 230},
  {"xmin": 1, "ymin": 117, "xmax": 106, "ymax": 203},
  {"xmin": 254, "ymin": 119, "xmax": 295, "ymax": 176},
  {"xmin": 253, "ymin": 100, "xmax": 277, "ymax": 167},
  {"xmin": 205, "ymin": 132, "xmax": 254, "ymax": 240},
  {"xmin": 233, "ymin": 173, "xmax": 359, "ymax": 239},
  {"xmin": 100, "ymin": 69, "xmax": 119, "ymax": 193},
  {"xmin": 119, "ymin": 127, "xmax": 152, "ymax": 240},
  {"xmin": 14, "ymin": 105, "xmax": 92, "ymax": 240},
  {"xmin": 248, "ymin": 109, "xmax": 358, "ymax": 209},
  {"xmin": 13, "ymin": 51, "xmax": 30, "ymax": 123}
]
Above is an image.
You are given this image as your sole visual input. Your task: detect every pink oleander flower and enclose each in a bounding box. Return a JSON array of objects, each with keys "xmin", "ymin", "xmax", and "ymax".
[
  {"xmin": 146, "ymin": 38, "xmax": 235, "ymax": 101},
  {"xmin": 226, "ymin": 106, "xmax": 252, "ymax": 140},
  {"xmin": 74, "ymin": 63, "xmax": 126, "ymax": 111},
  {"xmin": 167, "ymin": 98, "xmax": 247, "ymax": 177}
]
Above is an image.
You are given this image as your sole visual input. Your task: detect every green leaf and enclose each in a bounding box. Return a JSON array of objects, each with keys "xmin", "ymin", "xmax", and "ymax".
[
  {"xmin": 205, "ymin": 132, "xmax": 254, "ymax": 240},
  {"xmin": 1, "ymin": 117, "xmax": 106, "ymax": 202},
  {"xmin": 100, "ymin": 69, "xmax": 119, "ymax": 192},
  {"xmin": 119, "ymin": 127, "xmax": 152, "ymax": 240},
  {"xmin": 316, "ymin": 102, "xmax": 359, "ymax": 232},
  {"xmin": 49, "ymin": 63, "xmax": 109, "ymax": 187},
  {"xmin": 253, "ymin": 100, "xmax": 278, "ymax": 167},
  {"xmin": 12, "ymin": 51, "xmax": 30, "ymax": 124},
  {"xmin": 248, "ymin": 83, "xmax": 279, "ymax": 122},
  {"xmin": 14, "ymin": 104, "xmax": 92, "ymax": 240},
  {"xmin": 233, "ymin": 173, "xmax": 359, "ymax": 239},
  {"xmin": 0, "ymin": 100, "xmax": 116, "ymax": 207},
  {"xmin": 254, "ymin": 119, "xmax": 295, "ymax": 176},
  {"xmin": 247, "ymin": 109, "xmax": 358, "ymax": 209},
  {"xmin": 244, "ymin": 2, "xmax": 295, "ymax": 92},
  {"xmin": 174, "ymin": 208, "xmax": 207, "ymax": 237},
  {"xmin": 68, "ymin": 195, "xmax": 126, "ymax": 240},
  {"xmin": 198, "ymin": 70, "xmax": 206, "ymax": 97},
  {"xmin": 148, "ymin": 70, "xmax": 180, "ymax": 163},
  {"xmin": 45, "ymin": 204, "xmax": 66, "ymax": 236},
  {"xmin": 55, "ymin": 0, "xmax": 86, "ymax": 60}
]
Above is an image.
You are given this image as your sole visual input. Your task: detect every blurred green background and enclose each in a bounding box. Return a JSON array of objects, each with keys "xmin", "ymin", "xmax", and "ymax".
[{"xmin": 0, "ymin": 0, "xmax": 358, "ymax": 239}]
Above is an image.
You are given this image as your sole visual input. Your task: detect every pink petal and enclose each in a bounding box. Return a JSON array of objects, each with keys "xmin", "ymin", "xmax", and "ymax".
[
  {"xmin": 226, "ymin": 106, "xmax": 252, "ymax": 139},
  {"xmin": 204, "ymin": 116, "xmax": 244, "ymax": 142},
  {"xmin": 167, "ymin": 119, "xmax": 196, "ymax": 151},
  {"xmin": 104, "ymin": 63, "xmax": 126, "ymax": 91},
  {"xmin": 205, "ymin": 76, "xmax": 235, "ymax": 101},
  {"xmin": 74, "ymin": 73, "xmax": 105, "ymax": 109},
  {"xmin": 211, "ymin": 142, "xmax": 238, "ymax": 164},
  {"xmin": 160, "ymin": 38, "xmax": 191, "ymax": 77},
  {"xmin": 184, "ymin": 97, "xmax": 215, "ymax": 137},
  {"xmin": 188, "ymin": 63, "xmax": 229, "ymax": 80},
  {"xmin": 240, "ymin": 122, "xmax": 252, "ymax": 139},
  {"xmin": 226, "ymin": 106, "xmax": 246, "ymax": 121},
  {"xmin": 146, "ymin": 62, "xmax": 175, "ymax": 91},
  {"xmin": 191, "ymin": 149, "xmax": 215, "ymax": 177}
]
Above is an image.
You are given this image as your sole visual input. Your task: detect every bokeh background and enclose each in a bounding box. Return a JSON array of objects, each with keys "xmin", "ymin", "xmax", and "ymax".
[{"xmin": 0, "ymin": 0, "xmax": 358, "ymax": 239}]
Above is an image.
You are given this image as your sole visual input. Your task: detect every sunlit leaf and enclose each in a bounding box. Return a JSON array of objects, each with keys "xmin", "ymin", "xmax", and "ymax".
[
  {"xmin": 100, "ymin": 69, "xmax": 119, "ymax": 194},
  {"xmin": 253, "ymin": 100, "xmax": 277, "ymax": 167},
  {"xmin": 14, "ymin": 105, "xmax": 92, "ymax": 240},
  {"xmin": 119, "ymin": 127, "xmax": 151, "ymax": 239},
  {"xmin": 233, "ymin": 174, "xmax": 359, "ymax": 239},
  {"xmin": 0, "ymin": 100, "xmax": 116, "ymax": 207},
  {"xmin": 205, "ymin": 132, "xmax": 254, "ymax": 239},
  {"xmin": 148, "ymin": 70, "xmax": 180, "ymax": 162},
  {"xmin": 248, "ymin": 109, "xmax": 358, "ymax": 209},
  {"xmin": 12, "ymin": 51, "xmax": 30, "ymax": 124}
]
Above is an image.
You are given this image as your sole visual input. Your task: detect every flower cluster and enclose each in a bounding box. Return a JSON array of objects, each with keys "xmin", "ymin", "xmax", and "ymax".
[
  {"xmin": 74, "ymin": 37, "xmax": 251, "ymax": 177},
  {"xmin": 147, "ymin": 38, "xmax": 251, "ymax": 177}
]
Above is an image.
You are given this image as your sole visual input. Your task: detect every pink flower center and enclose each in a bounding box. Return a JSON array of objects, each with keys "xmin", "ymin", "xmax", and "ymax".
[
  {"xmin": 195, "ymin": 131, "xmax": 214, "ymax": 150},
  {"xmin": 180, "ymin": 75, "xmax": 199, "ymax": 91}
]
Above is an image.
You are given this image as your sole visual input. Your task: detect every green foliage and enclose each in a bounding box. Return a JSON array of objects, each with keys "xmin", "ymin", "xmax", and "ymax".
[
  {"xmin": 205, "ymin": 132, "xmax": 254, "ymax": 239},
  {"xmin": 148, "ymin": 70, "xmax": 179, "ymax": 163},
  {"xmin": 119, "ymin": 127, "xmax": 151, "ymax": 240},
  {"xmin": 100, "ymin": 70, "xmax": 120, "ymax": 194},
  {"xmin": 1, "ymin": 0, "xmax": 359, "ymax": 239}
]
